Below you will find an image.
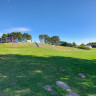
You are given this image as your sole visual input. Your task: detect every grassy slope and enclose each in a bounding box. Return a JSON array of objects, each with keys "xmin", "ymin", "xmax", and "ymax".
[{"xmin": 0, "ymin": 43, "xmax": 96, "ymax": 96}]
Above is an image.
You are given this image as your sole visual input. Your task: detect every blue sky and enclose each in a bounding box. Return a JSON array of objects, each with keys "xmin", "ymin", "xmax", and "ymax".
[{"xmin": 0, "ymin": 0, "xmax": 96, "ymax": 44}]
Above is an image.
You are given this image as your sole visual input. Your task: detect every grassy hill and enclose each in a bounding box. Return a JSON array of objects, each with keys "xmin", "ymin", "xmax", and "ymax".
[
  {"xmin": 0, "ymin": 43, "xmax": 96, "ymax": 96},
  {"xmin": 0, "ymin": 43, "xmax": 77, "ymax": 51}
]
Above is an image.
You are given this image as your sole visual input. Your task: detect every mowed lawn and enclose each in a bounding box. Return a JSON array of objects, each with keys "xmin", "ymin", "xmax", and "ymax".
[{"xmin": 0, "ymin": 43, "xmax": 96, "ymax": 96}]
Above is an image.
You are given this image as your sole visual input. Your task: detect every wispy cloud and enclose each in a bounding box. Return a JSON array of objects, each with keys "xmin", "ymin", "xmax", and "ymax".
[
  {"xmin": 0, "ymin": 27, "xmax": 31, "ymax": 37},
  {"xmin": 7, "ymin": 27, "xmax": 31, "ymax": 32}
]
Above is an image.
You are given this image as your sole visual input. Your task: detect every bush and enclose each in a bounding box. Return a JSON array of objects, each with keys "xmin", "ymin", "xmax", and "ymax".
[
  {"xmin": 73, "ymin": 46, "xmax": 77, "ymax": 48},
  {"xmin": 78, "ymin": 46, "xmax": 91, "ymax": 50}
]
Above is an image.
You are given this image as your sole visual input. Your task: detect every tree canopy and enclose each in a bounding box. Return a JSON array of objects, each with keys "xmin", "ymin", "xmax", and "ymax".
[
  {"xmin": 39, "ymin": 34, "xmax": 60, "ymax": 45},
  {"xmin": 0, "ymin": 32, "xmax": 32, "ymax": 43},
  {"xmin": 39, "ymin": 34, "xmax": 77, "ymax": 47},
  {"xmin": 87, "ymin": 42, "xmax": 96, "ymax": 48}
]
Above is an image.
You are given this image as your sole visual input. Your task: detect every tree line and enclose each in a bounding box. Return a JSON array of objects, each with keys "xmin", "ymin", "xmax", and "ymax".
[
  {"xmin": 1, "ymin": 32, "xmax": 95, "ymax": 48},
  {"xmin": 79, "ymin": 43, "xmax": 96, "ymax": 48},
  {"xmin": 39, "ymin": 34, "xmax": 60, "ymax": 45},
  {"xmin": 39, "ymin": 34, "xmax": 77, "ymax": 47},
  {"xmin": 39, "ymin": 34, "xmax": 96, "ymax": 48},
  {"xmin": 0, "ymin": 32, "xmax": 32, "ymax": 43},
  {"xmin": 87, "ymin": 42, "xmax": 96, "ymax": 48}
]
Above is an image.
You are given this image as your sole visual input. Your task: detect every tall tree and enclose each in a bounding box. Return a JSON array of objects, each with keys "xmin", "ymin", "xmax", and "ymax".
[
  {"xmin": 39, "ymin": 34, "xmax": 52, "ymax": 44},
  {"xmin": 46, "ymin": 36, "xmax": 51, "ymax": 44},
  {"xmin": 23, "ymin": 33, "xmax": 32, "ymax": 40},
  {"xmin": 0, "ymin": 32, "xmax": 32, "ymax": 43},
  {"xmin": 51, "ymin": 36, "xmax": 60, "ymax": 45},
  {"xmin": 17, "ymin": 32, "xmax": 22, "ymax": 41},
  {"xmin": 2, "ymin": 34, "xmax": 8, "ymax": 43},
  {"xmin": 72, "ymin": 42, "xmax": 77, "ymax": 46},
  {"xmin": 44, "ymin": 34, "xmax": 51, "ymax": 44},
  {"xmin": 39, "ymin": 35, "xmax": 44, "ymax": 43}
]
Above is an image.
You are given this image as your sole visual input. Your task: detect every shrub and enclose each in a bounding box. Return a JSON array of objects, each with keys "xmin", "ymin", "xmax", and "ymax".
[
  {"xmin": 78, "ymin": 46, "xmax": 91, "ymax": 50},
  {"xmin": 73, "ymin": 46, "xmax": 77, "ymax": 48}
]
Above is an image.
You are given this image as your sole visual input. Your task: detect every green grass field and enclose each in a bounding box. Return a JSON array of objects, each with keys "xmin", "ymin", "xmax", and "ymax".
[{"xmin": 0, "ymin": 43, "xmax": 96, "ymax": 96}]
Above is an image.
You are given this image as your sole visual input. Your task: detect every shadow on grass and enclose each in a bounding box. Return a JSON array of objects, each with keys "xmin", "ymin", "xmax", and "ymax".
[{"xmin": 0, "ymin": 54, "xmax": 96, "ymax": 96}]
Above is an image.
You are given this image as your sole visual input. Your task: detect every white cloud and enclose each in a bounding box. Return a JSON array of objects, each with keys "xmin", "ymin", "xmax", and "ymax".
[
  {"xmin": 0, "ymin": 27, "xmax": 31, "ymax": 37},
  {"xmin": 7, "ymin": 27, "xmax": 31, "ymax": 32}
]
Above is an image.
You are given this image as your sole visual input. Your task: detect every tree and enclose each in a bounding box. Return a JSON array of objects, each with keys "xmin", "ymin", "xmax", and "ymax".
[
  {"xmin": 87, "ymin": 42, "xmax": 96, "ymax": 48},
  {"xmin": 9, "ymin": 32, "xmax": 23, "ymax": 42},
  {"xmin": 60, "ymin": 41, "xmax": 74, "ymax": 47},
  {"xmin": 46, "ymin": 36, "xmax": 51, "ymax": 44},
  {"xmin": 72, "ymin": 42, "xmax": 77, "ymax": 46},
  {"xmin": 23, "ymin": 33, "xmax": 32, "ymax": 40},
  {"xmin": 60, "ymin": 41, "xmax": 68, "ymax": 46},
  {"xmin": 67, "ymin": 43, "xmax": 73, "ymax": 47},
  {"xmin": 44, "ymin": 34, "xmax": 48, "ymax": 43},
  {"xmin": 0, "ymin": 32, "xmax": 32, "ymax": 43},
  {"xmin": 80, "ymin": 43, "xmax": 85, "ymax": 46},
  {"xmin": 2, "ymin": 34, "xmax": 8, "ymax": 43},
  {"xmin": 44, "ymin": 34, "xmax": 51, "ymax": 44},
  {"xmin": 17, "ymin": 32, "xmax": 22, "ymax": 41},
  {"xmin": 51, "ymin": 36, "xmax": 60, "ymax": 45},
  {"xmin": 39, "ymin": 34, "xmax": 51, "ymax": 44},
  {"xmin": 39, "ymin": 35, "xmax": 44, "ymax": 43}
]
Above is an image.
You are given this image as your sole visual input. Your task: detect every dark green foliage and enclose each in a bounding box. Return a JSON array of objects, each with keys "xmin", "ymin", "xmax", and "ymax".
[
  {"xmin": 10, "ymin": 32, "xmax": 22, "ymax": 41},
  {"xmin": 39, "ymin": 34, "xmax": 60, "ymax": 45},
  {"xmin": 39, "ymin": 35, "xmax": 44, "ymax": 43},
  {"xmin": 46, "ymin": 36, "xmax": 51, "ymax": 44},
  {"xmin": 78, "ymin": 45, "xmax": 91, "ymax": 50},
  {"xmin": 78, "ymin": 43, "xmax": 91, "ymax": 50},
  {"xmin": 39, "ymin": 34, "xmax": 78, "ymax": 47},
  {"xmin": 72, "ymin": 42, "xmax": 77, "ymax": 46},
  {"xmin": 0, "ymin": 32, "xmax": 32, "ymax": 43},
  {"xmin": 60, "ymin": 41, "xmax": 68, "ymax": 46},
  {"xmin": 44, "ymin": 34, "xmax": 50, "ymax": 44},
  {"xmin": 80, "ymin": 43, "xmax": 85, "ymax": 46},
  {"xmin": 23, "ymin": 33, "xmax": 32, "ymax": 40},
  {"xmin": 51, "ymin": 36, "xmax": 60, "ymax": 45},
  {"xmin": 39, "ymin": 34, "xmax": 51, "ymax": 44},
  {"xmin": 1, "ymin": 34, "xmax": 8, "ymax": 43},
  {"xmin": 87, "ymin": 42, "xmax": 96, "ymax": 48},
  {"xmin": 60, "ymin": 41, "xmax": 77, "ymax": 47},
  {"xmin": 67, "ymin": 43, "xmax": 73, "ymax": 47}
]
